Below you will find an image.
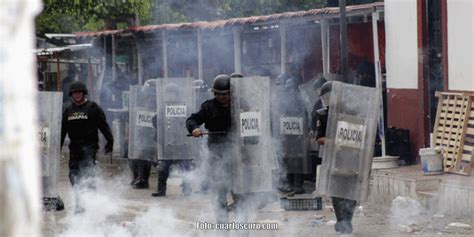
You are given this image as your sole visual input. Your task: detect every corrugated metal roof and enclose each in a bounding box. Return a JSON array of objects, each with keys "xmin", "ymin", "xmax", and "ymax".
[{"xmin": 76, "ymin": 2, "xmax": 383, "ymax": 37}]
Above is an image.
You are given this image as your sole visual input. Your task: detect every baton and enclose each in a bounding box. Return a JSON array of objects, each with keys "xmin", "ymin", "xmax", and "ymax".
[{"xmin": 186, "ymin": 131, "xmax": 226, "ymax": 137}]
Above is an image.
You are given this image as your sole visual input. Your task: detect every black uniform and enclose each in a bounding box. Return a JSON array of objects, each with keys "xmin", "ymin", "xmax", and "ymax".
[
  {"xmin": 309, "ymin": 99, "xmax": 323, "ymax": 132},
  {"xmin": 316, "ymin": 108, "xmax": 356, "ymax": 234},
  {"xmin": 186, "ymin": 98, "xmax": 231, "ymax": 221},
  {"xmin": 61, "ymin": 100, "xmax": 114, "ymax": 186}
]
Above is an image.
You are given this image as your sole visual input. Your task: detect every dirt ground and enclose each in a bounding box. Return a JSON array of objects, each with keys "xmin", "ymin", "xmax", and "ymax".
[{"xmin": 43, "ymin": 156, "xmax": 474, "ymax": 237}]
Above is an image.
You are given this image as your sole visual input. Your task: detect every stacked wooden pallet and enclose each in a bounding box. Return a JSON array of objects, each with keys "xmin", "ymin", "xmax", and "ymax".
[{"xmin": 433, "ymin": 92, "xmax": 474, "ymax": 175}]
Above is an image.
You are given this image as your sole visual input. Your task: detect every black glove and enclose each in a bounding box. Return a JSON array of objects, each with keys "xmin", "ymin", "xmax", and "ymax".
[{"xmin": 105, "ymin": 142, "xmax": 113, "ymax": 154}]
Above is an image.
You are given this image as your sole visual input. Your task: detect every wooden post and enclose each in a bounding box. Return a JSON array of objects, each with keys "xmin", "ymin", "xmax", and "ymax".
[
  {"xmin": 233, "ymin": 28, "xmax": 242, "ymax": 73},
  {"xmin": 197, "ymin": 30, "xmax": 203, "ymax": 80},
  {"xmin": 87, "ymin": 57, "xmax": 93, "ymax": 99},
  {"xmin": 280, "ymin": 24, "xmax": 287, "ymax": 74},
  {"xmin": 136, "ymin": 38, "xmax": 144, "ymax": 85},
  {"xmin": 339, "ymin": 0, "xmax": 348, "ymax": 83},
  {"xmin": 321, "ymin": 19, "xmax": 330, "ymax": 78},
  {"xmin": 112, "ymin": 35, "xmax": 116, "ymax": 81},
  {"xmin": 162, "ymin": 31, "xmax": 168, "ymax": 78},
  {"xmin": 372, "ymin": 11, "xmax": 386, "ymax": 156},
  {"xmin": 56, "ymin": 53, "xmax": 61, "ymax": 91}
]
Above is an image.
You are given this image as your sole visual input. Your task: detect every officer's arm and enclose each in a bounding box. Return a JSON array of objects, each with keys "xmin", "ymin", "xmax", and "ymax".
[
  {"xmin": 96, "ymin": 105, "xmax": 114, "ymax": 146},
  {"xmin": 185, "ymin": 103, "xmax": 207, "ymax": 134},
  {"xmin": 60, "ymin": 108, "xmax": 68, "ymax": 148}
]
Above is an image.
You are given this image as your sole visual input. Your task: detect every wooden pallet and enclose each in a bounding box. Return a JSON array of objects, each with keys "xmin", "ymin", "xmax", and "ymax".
[{"xmin": 433, "ymin": 92, "xmax": 473, "ymax": 175}]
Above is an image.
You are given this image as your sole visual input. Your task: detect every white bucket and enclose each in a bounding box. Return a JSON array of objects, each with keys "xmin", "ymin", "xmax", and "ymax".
[{"xmin": 419, "ymin": 147, "xmax": 444, "ymax": 175}]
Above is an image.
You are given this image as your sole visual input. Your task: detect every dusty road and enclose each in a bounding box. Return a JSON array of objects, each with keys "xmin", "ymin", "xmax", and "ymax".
[{"xmin": 43, "ymin": 157, "xmax": 474, "ymax": 237}]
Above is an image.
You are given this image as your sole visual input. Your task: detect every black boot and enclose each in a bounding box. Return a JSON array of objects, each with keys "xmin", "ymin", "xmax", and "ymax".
[
  {"xmin": 280, "ymin": 173, "xmax": 295, "ymax": 193},
  {"xmin": 293, "ymin": 174, "xmax": 305, "ymax": 194},
  {"xmin": 129, "ymin": 160, "xmax": 139, "ymax": 185},
  {"xmin": 152, "ymin": 171, "xmax": 168, "ymax": 197},
  {"xmin": 133, "ymin": 160, "xmax": 150, "ymax": 189}
]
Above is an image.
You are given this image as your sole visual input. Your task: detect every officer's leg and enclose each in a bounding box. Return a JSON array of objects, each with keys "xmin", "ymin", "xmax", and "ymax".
[
  {"xmin": 134, "ymin": 160, "xmax": 150, "ymax": 189},
  {"xmin": 143, "ymin": 160, "xmax": 151, "ymax": 185},
  {"xmin": 332, "ymin": 196, "xmax": 346, "ymax": 233},
  {"xmin": 341, "ymin": 198, "xmax": 357, "ymax": 234},
  {"xmin": 293, "ymin": 173, "xmax": 305, "ymax": 194},
  {"xmin": 81, "ymin": 146, "xmax": 97, "ymax": 190},
  {"xmin": 180, "ymin": 160, "xmax": 192, "ymax": 196},
  {"xmin": 152, "ymin": 160, "xmax": 170, "ymax": 197},
  {"xmin": 214, "ymin": 185, "xmax": 229, "ymax": 223},
  {"xmin": 278, "ymin": 160, "xmax": 292, "ymax": 193},
  {"xmin": 128, "ymin": 159, "xmax": 139, "ymax": 185},
  {"xmin": 68, "ymin": 146, "xmax": 82, "ymax": 187}
]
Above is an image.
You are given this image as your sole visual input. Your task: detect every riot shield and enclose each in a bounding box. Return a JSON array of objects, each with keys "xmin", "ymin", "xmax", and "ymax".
[
  {"xmin": 317, "ymin": 82, "xmax": 380, "ymax": 201},
  {"xmin": 278, "ymin": 88, "xmax": 310, "ymax": 174},
  {"xmin": 156, "ymin": 78, "xmax": 196, "ymax": 160},
  {"xmin": 128, "ymin": 83, "xmax": 157, "ymax": 163},
  {"xmin": 298, "ymin": 77, "xmax": 319, "ymax": 118},
  {"xmin": 230, "ymin": 76, "xmax": 273, "ymax": 194},
  {"xmin": 38, "ymin": 92, "xmax": 62, "ymax": 208},
  {"xmin": 299, "ymin": 78, "xmax": 322, "ymax": 151},
  {"xmin": 193, "ymin": 79, "xmax": 211, "ymax": 110}
]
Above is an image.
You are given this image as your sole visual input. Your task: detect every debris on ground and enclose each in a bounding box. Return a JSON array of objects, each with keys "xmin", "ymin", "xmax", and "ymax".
[
  {"xmin": 313, "ymin": 214, "xmax": 325, "ymax": 219},
  {"xmin": 326, "ymin": 220, "xmax": 336, "ymax": 226},
  {"xmin": 447, "ymin": 222, "xmax": 471, "ymax": 229}
]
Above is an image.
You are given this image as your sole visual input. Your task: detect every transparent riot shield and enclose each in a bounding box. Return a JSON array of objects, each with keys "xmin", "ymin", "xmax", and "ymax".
[
  {"xmin": 156, "ymin": 78, "xmax": 196, "ymax": 160},
  {"xmin": 278, "ymin": 88, "xmax": 310, "ymax": 174},
  {"xmin": 193, "ymin": 79, "xmax": 211, "ymax": 110},
  {"xmin": 299, "ymin": 78, "xmax": 322, "ymax": 151},
  {"xmin": 230, "ymin": 76, "xmax": 273, "ymax": 194},
  {"xmin": 298, "ymin": 77, "xmax": 319, "ymax": 118},
  {"xmin": 317, "ymin": 81, "xmax": 380, "ymax": 201},
  {"xmin": 128, "ymin": 83, "xmax": 157, "ymax": 163},
  {"xmin": 38, "ymin": 92, "xmax": 63, "ymax": 209}
]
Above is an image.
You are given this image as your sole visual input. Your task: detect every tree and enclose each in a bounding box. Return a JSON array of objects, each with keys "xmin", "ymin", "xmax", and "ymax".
[{"xmin": 36, "ymin": 0, "xmax": 152, "ymax": 35}]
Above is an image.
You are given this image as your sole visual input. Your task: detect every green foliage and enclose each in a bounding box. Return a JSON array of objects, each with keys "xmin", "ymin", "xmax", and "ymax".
[{"xmin": 36, "ymin": 0, "xmax": 152, "ymax": 34}]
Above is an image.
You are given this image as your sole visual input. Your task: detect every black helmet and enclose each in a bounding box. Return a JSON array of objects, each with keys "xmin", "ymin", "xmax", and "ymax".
[
  {"xmin": 313, "ymin": 77, "xmax": 327, "ymax": 91},
  {"xmin": 319, "ymin": 81, "xmax": 333, "ymax": 96},
  {"xmin": 68, "ymin": 81, "xmax": 88, "ymax": 96},
  {"xmin": 230, "ymin": 72, "xmax": 244, "ymax": 78},
  {"xmin": 284, "ymin": 78, "xmax": 297, "ymax": 89},
  {"xmin": 212, "ymin": 74, "xmax": 230, "ymax": 93}
]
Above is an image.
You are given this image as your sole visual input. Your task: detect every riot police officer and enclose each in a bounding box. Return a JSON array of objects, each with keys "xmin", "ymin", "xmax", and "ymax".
[
  {"xmin": 279, "ymin": 77, "xmax": 308, "ymax": 194},
  {"xmin": 128, "ymin": 81, "xmax": 156, "ymax": 190},
  {"xmin": 152, "ymin": 80, "xmax": 195, "ymax": 197},
  {"xmin": 186, "ymin": 74, "xmax": 232, "ymax": 222},
  {"xmin": 152, "ymin": 109, "xmax": 193, "ymax": 197},
  {"xmin": 61, "ymin": 81, "xmax": 114, "ymax": 211},
  {"xmin": 316, "ymin": 81, "xmax": 357, "ymax": 234}
]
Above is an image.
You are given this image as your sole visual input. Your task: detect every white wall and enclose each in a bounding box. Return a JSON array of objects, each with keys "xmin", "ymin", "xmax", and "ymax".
[
  {"xmin": 385, "ymin": 0, "xmax": 419, "ymax": 89},
  {"xmin": 447, "ymin": 0, "xmax": 474, "ymax": 91}
]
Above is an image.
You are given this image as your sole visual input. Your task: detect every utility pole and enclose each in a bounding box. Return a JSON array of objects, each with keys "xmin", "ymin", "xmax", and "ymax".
[{"xmin": 339, "ymin": 0, "xmax": 349, "ymax": 83}]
